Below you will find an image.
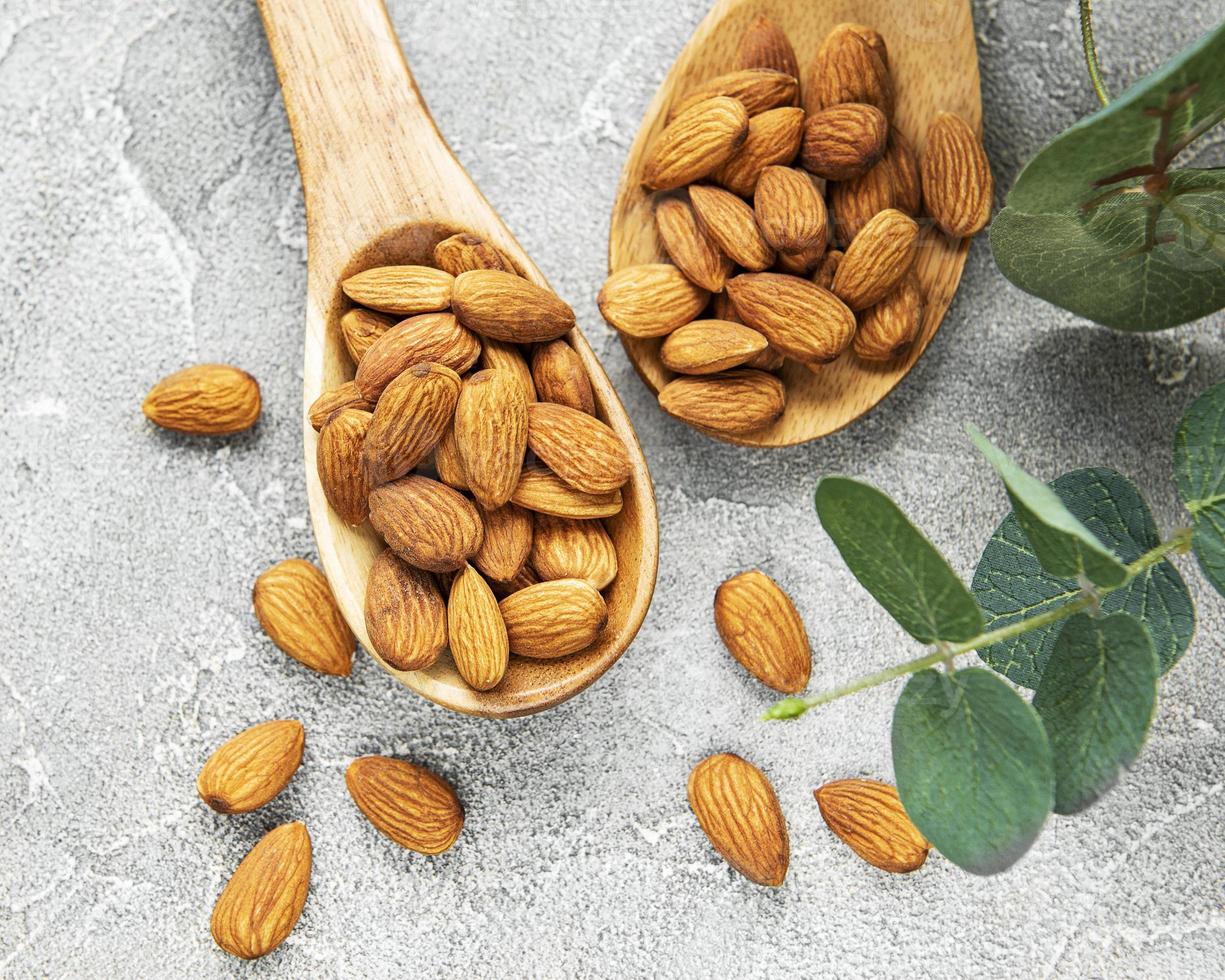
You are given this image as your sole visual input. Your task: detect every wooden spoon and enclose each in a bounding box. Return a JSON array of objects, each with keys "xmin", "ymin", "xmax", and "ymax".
[
  {"xmin": 609, "ymin": 0, "xmax": 981, "ymax": 446},
  {"xmin": 258, "ymin": 0, "xmax": 658, "ymax": 717}
]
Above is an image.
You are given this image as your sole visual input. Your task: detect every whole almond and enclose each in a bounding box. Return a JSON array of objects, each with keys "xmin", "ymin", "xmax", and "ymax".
[
  {"xmin": 713, "ymin": 106, "xmax": 806, "ymax": 197},
  {"xmin": 473, "ymin": 503, "xmax": 534, "ymax": 581},
  {"xmin": 364, "ymin": 548, "xmax": 447, "ymax": 671},
  {"xmin": 672, "ymin": 69, "xmax": 799, "ymax": 119},
  {"xmin": 726, "ymin": 273, "xmax": 856, "ymax": 364},
  {"xmin": 531, "ymin": 340, "xmax": 595, "ymax": 415},
  {"xmin": 354, "ymin": 312, "xmax": 480, "ymax": 400},
  {"xmin": 143, "ymin": 364, "xmax": 261, "ymax": 436},
  {"xmin": 884, "ymin": 126, "xmax": 922, "ymax": 216},
  {"xmin": 811, "ymin": 249, "xmax": 844, "ymax": 291},
  {"xmin": 433, "ymin": 232, "xmax": 517, "ymax": 276},
  {"xmin": 800, "ymin": 102, "xmax": 887, "ymax": 180},
  {"xmin": 452, "ymin": 269, "xmax": 576, "ymax": 343},
  {"xmin": 210, "ymin": 822, "xmax": 311, "ymax": 960},
  {"xmin": 687, "ymin": 754, "xmax": 789, "ymax": 887},
  {"xmin": 644, "ymin": 96, "xmax": 749, "ymax": 191},
  {"xmin": 480, "ymin": 338, "xmax": 537, "ymax": 403},
  {"xmin": 809, "ymin": 24, "xmax": 893, "ymax": 116},
  {"xmin": 341, "ymin": 308, "xmax": 395, "ymax": 364},
  {"xmin": 829, "ymin": 157, "xmax": 895, "ymax": 246},
  {"xmin": 754, "ymin": 166, "xmax": 828, "ymax": 253},
  {"xmin": 832, "ymin": 208, "xmax": 919, "ymax": 310},
  {"xmin": 921, "ymin": 110, "xmax": 993, "ymax": 236},
  {"xmin": 341, "ymin": 265, "xmax": 453, "ymax": 315},
  {"xmin": 368, "ymin": 475, "xmax": 483, "ymax": 573},
  {"xmin": 530, "ymin": 514, "xmax": 618, "ymax": 590},
  {"xmin": 433, "ymin": 421, "xmax": 468, "ymax": 491},
  {"xmin": 735, "ymin": 14, "xmax": 799, "ymax": 76},
  {"xmin": 454, "ymin": 369, "xmax": 529, "ymax": 509},
  {"xmin": 658, "ymin": 369, "xmax": 785, "ymax": 434},
  {"xmin": 363, "ymin": 362, "xmax": 461, "ymax": 486},
  {"xmin": 447, "ymin": 564, "xmax": 509, "ymax": 690},
  {"xmin": 598, "ymin": 264, "xmax": 710, "ymax": 338},
  {"xmin": 854, "ymin": 277, "xmax": 923, "ymax": 361},
  {"xmin": 690, "ymin": 184, "xmax": 775, "ymax": 272},
  {"xmin": 499, "ymin": 578, "xmax": 608, "ymax": 658},
  {"xmin": 317, "ymin": 408, "xmax": 373, "ymax": 525},
  {"xmin": 197, "ymin": 720, "xmax": 305, "ymax": 815},
  {"xmin": 655, "ymin": 196, "xmax": 733, "ymax": 293},
  {"xmin": 774, "ymin": 240, "xmax": 827, "ymax": 276},
  {"xmin": 660, "ymin": 320, "xmax": 768, "ymax": 375},
  {"xmin": 815, "ymin": 779, "xmax": 930, "ymax": 874},
  {"xmin": 714, "ymin": 570, "xmax": 811, "ymax": 693},
  {"xmin": 526, "ymin": 402, "xmax": 631, "ymax": 495},
  {"xmin": 253, "ymin": 559, "xmax": 354, "ymax": 676},
  {"xmin": 512, "ymin": 467, "xmax": 623, "ymax": 519},
  {"xmin": 309, "ymin": 380, "xmax": 373, "ymax": 431},
  {"xmin": 345, "ymin": 756, "xmax": 464, "ymax": 855}
]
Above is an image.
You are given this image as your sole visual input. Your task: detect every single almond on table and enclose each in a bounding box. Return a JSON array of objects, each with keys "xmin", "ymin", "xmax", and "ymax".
[
  {"xmin": 197, "ymin": 720, "xmax": 305, "ymax": 815},
  {"xmin": 811, "ymin": 249, "xmax": 844, "ymax": 292},
  {"xmin": 512, "ymin": 467, "xmax": 623, "ymax": 519},
  {"xmin": 317, "ymin": 408, "xmax": 373, "ymax": 525},
  {"xmin": 433, "ymin": 232, "xmax": 517, "ymax": 276},
  {"xmin": 726, "ymin": 273, "xmax": 856, "ymax": 364},
  {"xmin": 884, "ymin": 126, "xmax": 922, "ymax": 216},
  {"xmin": 451, "ymin": 269, "xmax": 576, "ymax": 343},
  {"xmin": 754, "ymin": 166, "xmax": 827, "ymax": 253},
  {"xmin": 143, "ymin": 364, "xmax": 261, "ymax": 436},
  {"xmin": 921, "ymin": 110, "xmax": 993, "ymax": 237},
  {"xmin": 480, "ymin": 337, "xmax": 537, "ymax": 404},
  {"xmin": 690, "ymin": 184, "xmax": 775, "ymax": 272},
  {"xmin": 671, "ymin": 68, "xmax": 799, "ymax": 120},
  {"xmin": 210, "ymin": 822, "xmax": 311, "ymax": 960},
  {"xmin": 364, "ymin": 548, "xmax": 448, "ymax": 671},
  {"xmin": 473, "ymin": 503, "xmax": 534, "ymax": 582},
  {"xmin": 598, "ymin": 263, "xmax": 710, "ymax": 338},
  {"xmin": 828, "ymin": 157, "xmax": 895, "ymax": 247},
  {"xmin": 340, "ymin": 308, "xmax": 395, "ymax": 364},
  {"xmin": 688, "ymin": 753, "xmax": 789, "ymax": 887},
  {"xmin": 800, "ymin": 102, "xmax": 888, "ymax": 181},
  {"xmin": 713, "ymin": 106, "xmax": 806, "ymax": 197},
  {"xmin": 363, "ymin": 362, "xmax": 462, "ymax": 486},
  {"xmin": 660, "ymin": 320, "xmax": 768, "ymax": 375},
  {"xmin": 499, "ymin": 578, "xmax": 608, "ymax": 658},
  {"xmin": 654, "ymin": 196, "xmax": 733, "ymax": 293},
  {"xmin": 309, "ymin": 380, "xmax": 373, "ymax": 431},
  {"xmin": 354, "ymin": 312, "xmax": 480, "ymax": 400},
  {"xmin": 447, "ymin": 564, "xmax": 509, "ymax": 690},
  {"xmin": 345, "ymin": 756, "xmax": 464, "ymax": 855},
  {"xmin": 815, "ymin": 779, "xmax": 930, "ymax": 874},
  {"xmin": 526, "ymin": 402, "xmax": 632, "ymax": 495},
  {"xmin": 368, "ymin": 475, "xmax": 483, "ymax": 573},
  {"xmin": 658, "ymin": 369, "xmax": 785, "ymax": 434},
  {"xmin": 433, "ymin": 421, "xmax": 468, "ymax": 491},
  {"xmin": 735, "ymin": 14, "xmax": 799, "ymax": 76},
  {"xmin": 808, "ymin": 24, "xmax": 893, "ymax": 117},
  {"xmin": 454, "ymin": 369, "xmax": 529, "ymax": 509},
  {"xmin": 854, "ymin": 276, "xmax": 923, "ymax": 361},
  {"xmin": 714, "ymin": 570, "xmax": 811, "ymax": 693},
  {"xmin": 644, "ymin": 96, "xmax": 749, "ymax": 192},
  {"xmin": 253, "ymin": 559, "xmax": 355, "ymax": 676},
  {"xmin": 530, "ymin": 514, "xmax": 618, "ymax": 590},
  {"xmin": 531, "ymin": 340, "xmax": 595, "ymax": 415},
  {"xmin": 832, "ymin": 208, "xmax": 919, "ymax": 310},
  {"xmin": 341, "ymin": 265, "xmax": 454, "ymax": 315}
]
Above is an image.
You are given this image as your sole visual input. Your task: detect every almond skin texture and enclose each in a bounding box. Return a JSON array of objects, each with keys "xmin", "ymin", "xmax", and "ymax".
[
  {"xmin": 846, "ymin": 22, "xmax": 889, "ymax": 67},
  {"xmin": 855, "ymin": 277, "xmax": 923, "ymax": 361},
  {"xmin": 432, "ymin": 232, "xmax": 517, "ymax": 276},
  {"xmin": 644, "ymin": 96, "xmax": 749, "ymax": 191},
  {"xmin": 197, "ymin": 720, "xmax": 305, "ymax": 815},
  {"xmin": 488, "ymin": 563, "xmax": 541, "ymax": 598},
  {"xmin": 451, "ymin": 269, "xmax": 576, "ymax": 343},
  {"xmin": 833, "ymin": 208, "xmax": 920, "ymax": 310},
  {"xmin": 433, "ymin": 422, "xmax": 468, "ymax": 491},
  {"xmin": 713, "ymin": 106, "xmax": 806, "ymax": 197},
  {"xmin": 884, "ymin": 126, "xmax": 922, "ymax": 216},
  {"xmin": 746, "ymin": 344, "xmax": 785, "ymax": 371},
  {"xmin": 815, "ymin": 779, "xmax": 930, "ymax": 874},
  {"xmin": 714, "ymin": 570, "xmax": 811, "ymax": 693},
  {"xmin": 688, "ymin": 754, "xmax": 789, "ymax": 887},
  {"xmin": 658, "ymin": 369, "xmax": 785, "ymax": 434},
  {"xmin": 660, "ymin": 320, "xmax": 768, "ymax": 375},
  {"xmin": 368, "ymin": 475, "xmax": 483, "ymax": 573},
  {"xmin": 364, "ymin": 548, "xmax": 447, "ymax": 671},
  {"xmin": 811, "ymin": 249, "xmax": 844, "ymax": 292},
  {"xmin": 672, "ymin": 69, "xmax": 799, "ymax": 119},
  {"xmin": 690, "ymin": 184, "xmax": 775, "ymax": 272},
  {"xmin": 921, "ymin": 110, "xmax": 993, "ymax": 236},
  {"xmin": 454, "ymin": 369, "xmax": 529, "ymax": 509},
  {"xmin": 801, "ymin": 102, "xmax": 888, "ymax": 180},
  {"xmin": 655, "ymin": 196, "xmax": 733, "ymax": 293},
  {"xmin": 735, "ymin": 14, "xmax": 799, "ymax": 76},
  {"xmin": 774, "ymin": 240, "xmax": 828, "ymax": 276},
  {"xmin": 512, "ymin": 468, "xmax": 623, "ymax": 519},
  {"xmin": 354, "ymin": 312, "xmax": 480, "ymax": 400},
  {"xmin": 143, "ymin": 364, "xmax": 260, "ymax": 435},
  {"xmin": 447, "ymin": 564, "xmax": 509, "ymax": 690},
  {"xmin": 809, "ymin": 24, "xmax": 892, "ymax": 116},
  {"xmin": 253, "ymin": 559, "xmax": 354, "ymax": 676},
  {"xmin": 754, "ymin": 166, "xmax": 828, "ymax": 253},
  {"xmin": 598, "ymin": 264, "xmax": 710, "ymax": 338},
  {"xmin": 526, "ymin": 402, "xmax": 632, "ymax": 495},
  {"xmin": 341, "ymin": 265, "xmax": 454, "ymax": 315},
  {"xmin": 726, "ymin": 273, "xmax": 856, "ymax": 364},
  {"xmin": 210, "ymin": 822, "xmax": 311, "ymax": 960},
  {"xmin": 480, "ymin": 338, "xmax": 537, "ymax": 404},
  {"xmin": 340, "ymin": 308, "xmax": 395, "ymax": 364},
  {"xmin": 499, "ymin": 579, "xmax": 608, "ymax": 658},
  {"xmin": 317, "ymin": 408, "xmax": 373, "ymax": 525},
  {"xmin": 345, "ymin": 756, "xmax": 464, "ymax": 855},
  {"xmin": 530, "ymin": 514, "xmax": 618, "ymax": 590},
  {"xmin": 309, "ymin": 381, "xmax": 373, "ymax": 431},
  {"xmin": 531, "ymin": 340, "xmax": 595, "ymax": 415},
  {"xmin": 473, "ymin": 503, "xmax": 534, "ymax": 581},
  {"xmin": 829, "ymin": 157, "xmax": 895, "ymax": 246},
  {"xmin": 363, "ymin": 362, "xmax": 461, "ymax": 486}
]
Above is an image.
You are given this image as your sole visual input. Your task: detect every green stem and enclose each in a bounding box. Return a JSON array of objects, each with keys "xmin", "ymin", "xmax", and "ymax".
[{"xmin": 1080, "ymin": 0, "xmax": 1111, "ymax": 106}]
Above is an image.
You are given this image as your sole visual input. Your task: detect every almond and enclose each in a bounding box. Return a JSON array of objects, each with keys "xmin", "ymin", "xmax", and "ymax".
[
  {"xmin": 368, "ymin": 475, "xmax": 483, "ymax": 573},
  {"xmin": 710, "ymin": 289, "xmax": 742, "ymax": 323},
  {"xmin": 815, "ymin": 779, "xmax": 930, "ymax": 873},
  {"xmin": 309, "ymin": 380, "xmax": 373, "ymax": 431},
  {"xmin": 499, "ymin": 578, "xmax": 608, "ymax": 658},
  {"xmin": 774, "ymin": 240, "xmax": 828, "ymax": 276},
  {"xmin": 433, "ymin": 421, "xmax": 468, "ymax": 490},
  {"xmin": 197, "ymin": 720, "xmax": 305, "ymax": 815},
  {"xmin": 598, "ymin": 264, "xmax": 710, "ymax": 338},
  {"xmin": 317, "ymin": 408, "xmax": 373, "ymax": 525},
  {"xmin": 828, "ymin": 158, "xmax": 895, "ymax": 246},
  {"xmin": 726, "ymin": 273, "xmax": 856, "ymax": 364},
  {"xmin": 530, "ymin": 514, "xmax": 618, "ymax": 590},
  {"xmin": 644, "ymin": 96, "xmax": 749, "ymax": 191},
  {"xmin": 672, "ymin": 69, "xmax": 799, "ymax": 119},
  {"xmin": 473, "ymin": 503, "xmax": 534, "ymax": 581},
  {"xmin": 811, "ymin": 249, "xmax": 844, "ymax": 291},
  {"xmin": 354, "ymin": 312, "xmax": 480, "ymax": 400},
  {"xmin": 451, "ymin": 269, "xmax": 576, "ymax": 343},
  {"xmin": 921, "ymin": 110, "xmax": 993, "ymax": 236},
  {"xmin": 800, "ymin": 102, "xmax": 887, "ymax": 180},
  {"xmin": 660, "ymin": 320, "xmax": 768, "ymax": 375},
  {"xmin": 345, "ymin": 756, "xmax": 464, "ymax": 855},
  {"xmin": 832, "ymin": 208, "xmax": 919, "ymax": 310},
  {"xmin": 809, "ymin": 24, "xmax": 892, "ymax": 116},
  {"xmin": 845, "ymin": 23, "xmax": 889, "ymax": 67},
  {"xmin": 531, "ymin": 340, "xmax": 595, "ymax": 415},
  {"xmin": 735, "ymin": 14, "xmax": 799, "ymax": 77},
  {"xmin": 340, "ymin": 308, "xmax": 395, "ymax": 364},
  {"xmin": 512, "ymin": 467, "xmax": 623, "ymax": 519},
  {"xmin": 454, "ymin": 369, "xmax": 529, "ymax": 509},
  {"xmin": 526, "ymin": 402, "xmax": 631, "ymax": 495},
  {"xmin": 364, "ymin": 548, "xmax": 447, "ymax": 671},
  {"xmin": 447, "ymin": 564, "xmax": 509, "ymax": 690},
  {"xmin": 690, "ymin": 184, "xmax": 775, "ymax": 271},
  {"xmin": 341, "ymin": 265, "xmax": 454, "ymax": 315},
  {"xmin": 488, "ymin": 563, "xmax": 540, "ymax": 597},
  {"xmin": 210, "ymin": 822, "xmax": 311, "ymax": 960},
  {"xmin": 253, "ymin": 559, "xmax": 354, "ymax": 676},
  {"xmin": 687, "ymin": 754, "xmax": 789, "ymax": 887},
  {"xmin": 658, "ymin": 369, "xmax": 785, "ymax": 434},
  {"xmin": 714, "ymin": 570, "xmax": 811, "ymax": 693},
  {"xmin": 713, "ymin": 106, "xmax": 806, "ymax": 197},
  {"xmin": 854, "ymin": 276, "xmax": 923, "ymax": 361},
  {"xmin": 655, "ymin": 196, "xmax": 733, "ymax": 293},
  {"xmin": 142, "ymin": 364, "xmax": 261, "ymax": 436},
  {"xmin": 884, "ymin": 126, "xmax": 922, "ymax": 216},
  {"xmin": 433, "ymin": 232, "xmax": 517, "ymax": 276},
  {"xmin": 363, "ymin": 362, "xmax": 461, "ymax": 486},
  {"xmin": 754, "ymin": 166, "xmax": 827, "ymax": 253},
  {"xmin": 746, "ymin": 344, "xmax": 785, "ymax": 371},
  {"xmin": 480, "ymin": 338, "xmax": 537, "ymax": 403}
]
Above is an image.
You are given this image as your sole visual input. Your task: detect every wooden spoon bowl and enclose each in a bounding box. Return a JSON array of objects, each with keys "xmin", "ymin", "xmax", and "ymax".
[
  {"xmin": 259, "ymin": 0, "xmax": 658, "ymax": 717},
  {"xmin": 609, "ymin": 0, "xmax": 981, "ymax": 446}
]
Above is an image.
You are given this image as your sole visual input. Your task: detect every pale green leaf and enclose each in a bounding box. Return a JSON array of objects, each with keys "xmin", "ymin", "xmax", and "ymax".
[{"xmin": 1173, "ymin": 381, "xmax": 1225, "ymax": 597}]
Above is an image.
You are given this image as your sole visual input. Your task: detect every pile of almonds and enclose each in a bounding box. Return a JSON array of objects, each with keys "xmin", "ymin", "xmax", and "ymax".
[{"xmin": 598, "ymin": 16, "xmax": 993, "ymax": 436}]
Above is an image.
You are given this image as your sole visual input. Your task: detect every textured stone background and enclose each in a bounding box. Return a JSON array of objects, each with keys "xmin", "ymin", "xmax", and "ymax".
[{"xmin": 2, "ymin": 0, "xmax": 1224, "ymax": 976}]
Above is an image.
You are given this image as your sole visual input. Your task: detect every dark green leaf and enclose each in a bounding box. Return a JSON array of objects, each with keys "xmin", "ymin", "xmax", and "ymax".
[
  {"xmin": 1173, "ymin": 381, "xmax": 1225, "ymax": 597},
  {"xmin": 967, "ymin": 425, "xmax": 1127, "ymax": 586},
  {"xmin": 974, "ymin": 468, "xmax": 1193, "ymax": 688},
  {"xmin": 892, "ymin": 667, "xmax": 1053, "ymax": 875},
  {"xmin": 815, "ymin": 477, "xmax": 983, "ymax": 643},
  {"xmin": 1033, "ymin": 613, "xmax": 1158, "ymax": 815}
]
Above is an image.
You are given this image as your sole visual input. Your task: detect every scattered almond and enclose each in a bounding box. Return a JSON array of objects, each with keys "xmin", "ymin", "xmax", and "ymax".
[
  {"xmin": 921, "ymin": 110, "xmax": 993, "ymax": 236},
  {"xmin": 499, "ymin": 579, "xmax": 608, "ymax": 658},
  {"xmin": 253, "ymin": 559, "xmax": 354, "ymax": 676},
  {"xmin": 828, "ymin": 157, "xmax": 895, "ymax": 246},
  {"xmin": 345, "ymin": 756, "xmax": 464, "ymax": 854},
  {"xmin": 197, "ymin": 720, "xmax": 305, "ymax": 815},
  {"xmin": 364, "ymin": 548, "xmax": 447, "ymax": 671},
  {"xmin": 815, "ymin": 778, "xmax": 930, "ymax": 873},
  {"xmin": 143, "ymin": 364, "xmax": 261, "ymax": 436},
  {"xmin": 688, "ymin": 754, "xmax": 789, "ymax": 887},
  {"xmin": 714, "ymin": 570, "xmax": 811, "ymax": 693}
]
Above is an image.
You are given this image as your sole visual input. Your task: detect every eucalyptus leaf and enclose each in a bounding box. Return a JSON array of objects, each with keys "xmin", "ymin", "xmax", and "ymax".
[
  {"xmin": 815, "ymin": 477, "xmax": 983, "ymax": 644},
  {"xmin": 892, "ymin": 667, "xmax": 1053, "ymax": 875},
  {"xmin": 974, "ymin": 468, "xmax": 1193, "ymax": 688},
  {"xmin": 1173, "ymin": 381, "xmax": 1225, "ymax": 597},
  {"xmin": 1033, "ymin": 613, "xmax": 1158, "ymax": 815}
]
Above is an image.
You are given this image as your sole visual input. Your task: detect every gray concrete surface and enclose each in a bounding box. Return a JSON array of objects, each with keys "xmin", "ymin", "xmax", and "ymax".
[{"xmin": 2, "ymin": 0, "xmax": 1224, "ymax": 976}]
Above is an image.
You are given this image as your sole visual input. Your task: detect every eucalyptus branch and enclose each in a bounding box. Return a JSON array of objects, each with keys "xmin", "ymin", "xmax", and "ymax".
[{"xmin": 1079, "ymin": 0, "xmax": 1111, "ymax": 106}]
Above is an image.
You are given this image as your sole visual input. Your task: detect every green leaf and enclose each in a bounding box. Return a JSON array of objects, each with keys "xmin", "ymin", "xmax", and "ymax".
[
  {"xmin": 990, "ymin": 20, "xmax": 1225, "ymax": 331},
  {"xmin": 892, "ymin": 667, "xmax": 1053, "ymax": 875},
  {"xmin": 1032, "ymin": 613, "xmax": 1158, "ymax": 815},
  {"xmin": 967, "ymin": 424, "xmax": 1127, "ymax": 587},
  {"xmin": 1173, "ymin": 381, "xmax": 1225, "ymax": 597},
  {"xmin": 974, "ymin": 468, "xmax": 1193, "ymax": 688},
  {"xmin": 815, "ymin": 477, "xmax": 983, "ymax": 643}
]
